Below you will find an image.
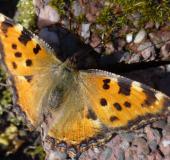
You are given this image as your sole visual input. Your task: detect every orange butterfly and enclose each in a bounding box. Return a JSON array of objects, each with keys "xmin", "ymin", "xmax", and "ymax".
[{"xmin": 0, "ymin": 13, "xmax": 169, "ymax": 159}]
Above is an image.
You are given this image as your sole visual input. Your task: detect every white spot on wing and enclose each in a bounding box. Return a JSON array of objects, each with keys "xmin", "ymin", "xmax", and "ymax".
[
  {"xmin": 0, "ymin": 14, "xmax": 5, "ymax": 22},
  {"xmin": 155, "ymin": 92, "xmax": 165, "ymax": 100},
  {"xmin": 14, "ymin": 24, "xmax": 23, "ymax": 32},
  {"xmin": 132, "ymin": 81, "xmax": 143, "ymax": 91}
]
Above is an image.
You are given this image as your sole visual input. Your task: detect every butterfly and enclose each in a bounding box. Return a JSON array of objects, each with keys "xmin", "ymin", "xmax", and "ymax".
[{"xmin": 0, "ymin": 13, "xmax": 169, "ymax": 159}]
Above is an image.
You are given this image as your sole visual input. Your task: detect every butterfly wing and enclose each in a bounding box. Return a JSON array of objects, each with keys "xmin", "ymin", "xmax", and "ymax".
[
  {"xmin": 45, "ymin": 69, "xmax": 170, "ymax": 149},
  {"xmin": 79, "ymin": 69, "xmax": 170, "ymax": 130},
  {"xmin": 0, "ymin": 14, "xmax": 61, "ymax": 127},
  {"xmin": 44, "ymin": 75, "xmax": 102, "ymax": 146}
]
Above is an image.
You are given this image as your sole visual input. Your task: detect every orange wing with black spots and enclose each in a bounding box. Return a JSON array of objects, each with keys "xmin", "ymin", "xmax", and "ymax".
[
  {"xmin": 79, "ymin": 70, "xmax": 170, "ymax": 130},
  {"xmin": 0, "ymin": 13, "xmax": 61, "ymax": 127}
]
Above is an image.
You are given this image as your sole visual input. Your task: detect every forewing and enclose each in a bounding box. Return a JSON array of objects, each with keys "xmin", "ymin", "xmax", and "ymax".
[{"xmin": 0, "ymin": 13, "xmax": 60, "ymax": 127}]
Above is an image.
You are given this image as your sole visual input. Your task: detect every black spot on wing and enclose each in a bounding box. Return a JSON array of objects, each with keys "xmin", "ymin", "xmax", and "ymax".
[
  {"xmin": 24, "ymin": 75, "xmax": 33, "ymax": 82},
  {"xmin": 25, "ymin": 59, "xmax": 32, "ymax": 66},
  {"xmin": 103, "ymin": 84, "xmax": 110, "ymax": 89},
  {"xmin": 1, "ymin": 18, "xmax": 13, "ymax": 36},
  {"xmin": 12, "ymin": 44, "xmax": 17, "ymax": 49},
  {"xmin": 100, "ymin": 98, "xmax": 107, "ymax": 106},
  {"xmin": 33, "ymin": 44, "xmax": 41, "ymax": 54},
  {"xmin": 12, "ymin": 62, "xmax": 17, "ymax": 69},
  {"xmin": 103, "ymin": 79, "xmax": 110, "ymax": 90},
  {"xmin": 18, "ymin": 28, "xmax": 32, "ymax": 45},
  {"xmin": 103, "ymin": 79, "xmax": 111, "ymax": 84},
  {"xmin": 124, "ymin": 101, "xmax": 131, "ymax": 108},
  {"xmin": 87, "ymin": 108, "xmax": 97, "ymax": 120},
  {"xmin": 113, "ymin": 103, "xmax": 122, "ymax": 111},
  {"xmin": 14, "ymin": 52, "xmax": 22, "ymax": 57},
  {"xmin": 110, "ymin": 116, "xmax": 119, "ymax": 122},
  {"xmin": 141, "ymin": 86, "xmax": 157, "ymax": 107},
  {"xmin": 118, "ymin": 78, "xmax": 132, "ymax": 96}
]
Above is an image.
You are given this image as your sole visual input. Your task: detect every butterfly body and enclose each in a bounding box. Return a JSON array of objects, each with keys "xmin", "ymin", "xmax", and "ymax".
[{"xmin": 0, "ymin": 13, "xmax": 169, "ymax": 159}]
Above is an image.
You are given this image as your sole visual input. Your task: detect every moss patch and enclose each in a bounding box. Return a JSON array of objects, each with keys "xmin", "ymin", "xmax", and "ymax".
[
  {"xmin": 14, "ymin": 0, "xmax": 36, "ymax": 30},
  {"xmin": 49, "ymin": 0, "xmax": 67, "ymax": 16},
  {"xmin": 97, "ymin": 0, "xmax": 170, "ymax": 28}
]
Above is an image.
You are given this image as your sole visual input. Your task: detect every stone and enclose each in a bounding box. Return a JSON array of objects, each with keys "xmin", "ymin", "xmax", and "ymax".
[
  {"xmin": 100, "ymin": 147, "xmax": 113, "ymax": 160},
  {"xmin": 160, "ymin": 42, "xmax": 170, "ymax": 60},
  {"xmin": 125, "ymin": 147, "xmax": 137, "ymax": 160},
  {"xmin": 138, "ymin": 41, "xmax": 156, "ymax": 61},
  {"xmin": 145, "ymin": 126, "xmax": 161, "ymax": 144},
  {"xmin": 120, "ymin": 140, "xmax": 130, "ymax": 150},
  {"xmin": 145, "ymin": 21, "xmax": 154, "ymax": 29},
  {"xmin": 134, "ymin": 29, "xmax": 147, "ymax": 44},
  {"xmin": 72, "ymin": 1, "xmax": 84, "ymax": 17},
  {"xmin": 132, "ymin": 137, "xmax": 150, "ymax": 155},
  {"xmin": 81, "ymin": 23, "xmax": 91, "ymax": 40},
  {"xmin": 149, "ymin": 140, "xmax": 158, "ymax": 151},
  {"xmin": 147, "ymin": 151, "xmax": 163, "ymax": 160},
  {"xmin": 152, "ymin": 120, "xmax": 167, "ymax": 129},
  {"xmin": 126, "ymin": 33, "xmax": 133, "ymax": 43},
  {"xmin": 117, "ymin": 39, "xmax": 126, "ymax": 51},
  {"xmin": 37, "ymin": 5, "xmax": 60, "ymax": 28},
  {"xmin": 162, "ymin": 124, "xmax": 170, "ymax": 136},
  {"xmin": 160, "ymin": 135, "xmax": 170, "ymax": 156},
  {"xmin": 105, "ymin": 42, "xmax": 115, "ymax": 55},
  {"xmin": 149, "ymin": 32, "xmax": 162, "ymax": 48},
  {"xmin": 120, "ymin": 132, "xmax": 135, "ymax": 143},
  {"xmin": 45, "ymin": 150, "xmax": 67, "ymax": 160},
  {"xmin": 118, "ymin": 149, "xmax": 125, "ymax": 160},
  {"xmin": 85, "ymin": 2, "xmax": 103, "ymax": 23},
  {"xmin": 128, "ymin": 54, "xmax": 141, "ymax": 63}
]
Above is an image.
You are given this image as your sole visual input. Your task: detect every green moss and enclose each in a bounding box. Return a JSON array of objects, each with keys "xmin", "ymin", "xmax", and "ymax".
[
  {"xmin": 14, "ymin": 0, "xmax": 36, "ymax": 30},
  {"xmin": 0, "ymin": 90, "xmax": 11, "ymax": 107},
  {"xmin": 0, "ymin": 69, "xmax": 12, "ymax": 109},
  {"xmin": 25, "ymin": 145, "xmax": 45, "ymax": 160},
  {"xmin": 96, "ymin": 7, "xmax": 113, "ymax": 25},
  {"xmin": 97, "ymin": 0, "xmax": 170, "ymax": 29},
  {"xmin": 0, "ymin": 68, "xmax": 26, "ymax": 155},
  {"xmin": 0, "ymin": 124, "xmax": 17, "ymax": 146},
  {"xmin": 75, "ymin": 14, "xmax": 86, "ymax": 24},
  {"xmin": 93, "ymin": 0, "xmax": 170, "ymax": 43},
  {"xmin": 49, "ymin": 0, "xmax": 66, "ymax": 16}
]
